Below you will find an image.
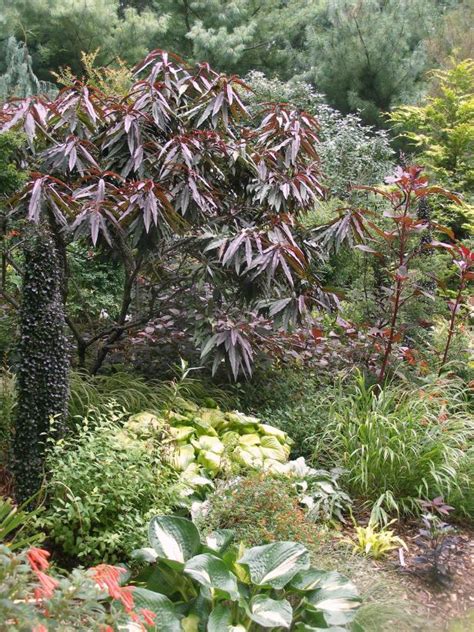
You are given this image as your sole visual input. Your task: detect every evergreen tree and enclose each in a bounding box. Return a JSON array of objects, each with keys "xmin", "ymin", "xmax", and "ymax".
[
  {"xmin": 0, "ymin": 36, "xmax": 56, "ymax": 100},
  {"xmin": 1, "ymin": 0, "xmax": 168, "ymax": 80},
  {"xmin": 301, "ymin": 0, "xmax": 446, "ymax": 126},
  {"xmin": 390, "ymin": 59, "xmax": 474, "ymax": 237}
]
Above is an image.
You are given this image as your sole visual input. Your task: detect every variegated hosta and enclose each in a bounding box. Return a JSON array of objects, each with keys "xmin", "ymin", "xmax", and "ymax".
[
  {"xmin": 131, "ymin": 515, "xmax": 361, "ymax": 631},
  {"xmin": 124, "ymin": 402, "xmax": 293, "ymax": 508}
]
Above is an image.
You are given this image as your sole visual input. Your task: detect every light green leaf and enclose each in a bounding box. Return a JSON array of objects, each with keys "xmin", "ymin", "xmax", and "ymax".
[
  {"xmin": 248, "ymin": 595, "xmax": 293, "ymax": 629},
  {"xmin": 225, "ymin": 411, "xmax": 260, "ymax": 428},
  {"xmin": 205, "ymin": 529, "xmax": 234, "ymax": 553},
  {"xmin": 221, "ymin": 431, "xmax": 239, "ymax": 446},
  {"xmin": 199, "ymin": 408, "xmax": 227, "ymax": 427},
  {"xmin": 197, "ymin": 450, "xmax": 221, "ymax": 474},
  {"xmin": 168, "ymin": 425, "xmax": 196, "ymax": 441},
  {"xmin": 131, "ymin": 547, "xmax": 158, "ymax": 563},
  {"xmin": 305, "ymin": 571, "xmax": 360, "ymax": 626},
  {"xmin": 181, "ymin": 613, "xmax": 200, "ymax": 632},
  {"xmin": 238, "ymin": 433, "xmax": 261, "ymax": 446},
  {"xmin": 259, "ymin": 423, "xmax": 289, "ymax": 443},
  {"xmin": 238, "ymin": 541, "xmax": 310, "ymax": 589},
  {"xmin": 132, "ymin": 587, "xmax": 181, "ymax": 632},
  {"xmin": 233, "ymin": 446, "xmax": 261, "ymax": 468},
  {"xmin": 184, "ymin": 553, "xmax": 239, "ymax": 600},
  {"xmin": 169, "ymin": 444, "xmax": 196, "ymax": 471},
  {"xmin": 148, "ymin": 516, "xmax": 201, "ymax": 566},
  {"xmin": 193, "ymin": 435, "xmax": 225, "ymax": 454}
]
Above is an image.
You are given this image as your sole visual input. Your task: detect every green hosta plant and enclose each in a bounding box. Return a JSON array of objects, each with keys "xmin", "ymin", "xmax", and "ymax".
[
  {"xmin": 126, "ymin": 402, "xmax": 292, "ymax": 506},
  {"xmin": 282, "ymin": 458, "xmax": 352, "ymax": 524},
  {"xmin": 132, "ymin": 515, "xmax": 361, "ymax": 631}
]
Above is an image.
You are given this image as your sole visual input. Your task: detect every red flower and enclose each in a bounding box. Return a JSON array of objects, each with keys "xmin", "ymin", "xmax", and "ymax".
[
  {"xmin": 32, "ymin": 626, "xmax": 48, "ymax": 632},
  {"xmin": 118, "ymin": 585, "xmax": 135, "ymax": 612},
  {"xmin": 91, "ymin": 564, "xmax": 135, "ymax": 612},
  {"xmin": 33, "ymin": 571, "xmax": 59, "ymax": 599},
  {"xmin": 140, "ymin": 608, "xmax": 157, "ymax": 627},
  {"xmin": 27, "ymin": 548, "xmax": 50, "ymax": 572}
]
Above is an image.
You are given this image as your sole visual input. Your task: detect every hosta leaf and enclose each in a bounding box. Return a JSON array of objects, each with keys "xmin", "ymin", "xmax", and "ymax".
[
  {"xmin": 132, "ymin": 587, "xmax": 181, "ymax": 632},
  {"xmin": 205, "ymin": 529, "xmax": 235, "ymax": 553},
  {"xmin": 181, "ymin": 613, "xmax": 200, "ymax": 632},
  {"xmin": 134, "ymin": 563, "xmax": 186, "ymax": 598},
  {"xmin": 168, "ymin": 444, "xmax": 196, "ymax": 471},
  {"xmin": 259, "ymin": 424, "xmax": 289, "ymax": 443},
  {"xmin": 291, "ymin": 568, "xmax": 333, "ymax": 591},
  {"xmin": 131, "ymin": 547, "xmax": 158, "ymax": 563},
  {"xmin": 304, "ymin": 571, "xmax": 360, "ymax": 626},
  {"xmin": 148, "ymin": 516, "xmax": 201, "ymax": 566},
  {"xmin": 238, "ymin": 433, "xmax": 261, "ymax": 446},
  {"xmin": 193, "ymin": 435, "xmax": 225, "ymax": 454},
  {"xmin": 208, "ymin": 604, "xmax": 246, "ymax": 632},
  {"xmin": 238, "ymin": 541, "xmax": 310, "ymax": 589},
  {"xmin": 184, "ymin": 553, "xmax": 239, "ymax": 599},
  {"xmin": 168, "ymin": 426, "xmax": 196, "ymax": 441},
  {"xmin": 197, "ymin": 450, "xmax": 222, "ymax": 474},
  {"xmin": 248, "ymin": 595, "xmax": 293, "ymax": 629},
  {"xmin": 294, "ymin": 625, "xmax": 348, "ymax": 632}
]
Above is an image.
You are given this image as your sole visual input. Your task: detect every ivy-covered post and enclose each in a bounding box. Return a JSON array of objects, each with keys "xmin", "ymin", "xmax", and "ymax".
[{"xmin": 13, "ymin": 230, "xmax": 69, "ymax": 503}]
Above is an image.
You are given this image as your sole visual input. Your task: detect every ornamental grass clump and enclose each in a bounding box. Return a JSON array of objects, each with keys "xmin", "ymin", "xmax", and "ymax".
[{"xmin": 313, "ymin": 374, "xmax": 473, "ymax": 518}]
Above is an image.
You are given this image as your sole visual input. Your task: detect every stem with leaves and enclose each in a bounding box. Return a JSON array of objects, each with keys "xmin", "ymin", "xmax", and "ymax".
[{"xmin": 438, "ymin": 245, "xmax": 473, "ymax": 375}]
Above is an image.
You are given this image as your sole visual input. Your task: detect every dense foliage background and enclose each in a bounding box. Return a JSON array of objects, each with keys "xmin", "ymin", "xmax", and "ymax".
[{"xmin": 0, "ymin": 2, "xmax": 472, "ymax": 631}]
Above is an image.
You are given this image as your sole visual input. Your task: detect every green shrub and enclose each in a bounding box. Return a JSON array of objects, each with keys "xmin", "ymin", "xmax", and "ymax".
[
  {"xmin": 37, "ymin": 403, "xmax": 178, "ymax": 564},
  {"xmin": 198, "ymin": 473, "xmax": 322, "ymax": 548},
  {"xmin": 313, "ymin": 375, "xmax": 473, "ymax": 518}
]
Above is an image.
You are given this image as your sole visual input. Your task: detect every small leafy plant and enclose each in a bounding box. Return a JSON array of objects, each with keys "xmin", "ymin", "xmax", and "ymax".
[
  {"xmin": 438, "ymin": 244, "xmax": 474, "ymax": 374},
  {"xmin": 289, "ymin": 459, "xmax": 353, "ymax": 523},
  {"xmin": 132, "ymin": 515, "xmax": 361, "ymax": 630},
  {"xmin": 198, "ymin": 473, "xmax": 322, "ymax": 547},
  {"xmin": 411, "ymin": 497, "xmax": 456, "ymax": 587},
  {"xmin": 345, "ymin": 518, "xmax": 407, "ymax": 560},
  {"xmin": 313, "ymin": 165, "xmax": 461, "ymax": 382}
]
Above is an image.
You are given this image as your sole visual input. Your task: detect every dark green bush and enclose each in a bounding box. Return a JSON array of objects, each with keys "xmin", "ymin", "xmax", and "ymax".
[{"xmin": 238, "ymin": 366, "xmax": 334, "ymax": 460}]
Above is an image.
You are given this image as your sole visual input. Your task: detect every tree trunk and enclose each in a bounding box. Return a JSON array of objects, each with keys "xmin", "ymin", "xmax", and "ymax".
[{"xmin": 13, "ymin": 229, "xmax": 69, "ymax": 503}]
